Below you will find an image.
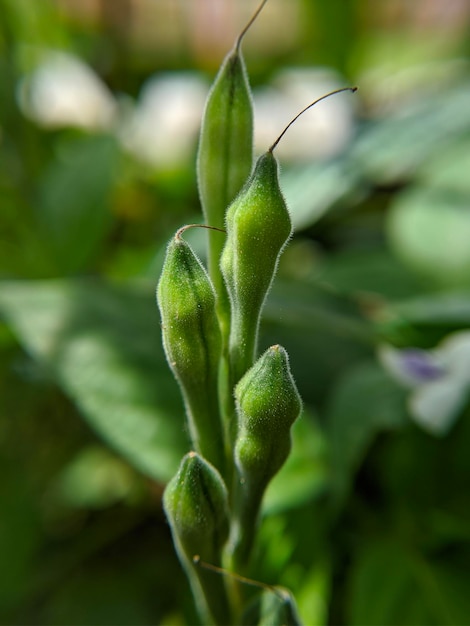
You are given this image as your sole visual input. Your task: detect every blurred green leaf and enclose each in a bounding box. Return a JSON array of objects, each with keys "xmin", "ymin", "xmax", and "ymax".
[
  {"xmin": 377, "ymin": 291, "xmax": 470, "ymax": 350},
  {"xmin": 419, "ymin": 137, "xmax": 470, "ymax": 195},
  {"xmin": 43, "ymin": 567, "xmax": 154, "ymax": 626},
  {"xmin": 326, "ymin": 362, "xmax": 407, "ymax": 502},
  {"xmin": 295, "ymin": 557, "xmax": 331, "ymax": 626},
  {"xmin": 0, "ymin": 279, "xmax": 187, "ymax": 482},
  {"xmin": 318, "ymin": 248, "xmax": 425, "ymax": 300},
  {"xmin": 0, "ymin": 460, "xmax": 41, "ymax": 614},
  {"xmin": 262, "ymin": 279, "xmax": 373, "ymax": 408},
  {"xmin": 266, "ymin": 279, "xmax": 372, "ymax": 343},
  {"xmin": 36, "ymin": 134, "xmax": 119, "ymax": 274},
  {"xmin": 54, "ymin": 445, "xmax": 142, "ymax": 509},
  {"xmin": 1, "ymin": 0, "xmax": 66, "ymax": 52},
  {"xmin": 264, "ymin": 412, "xmax": 327, "ymax": 515},
  {"xmin": 387, "ymin": 187, "xmax": 470, "ymax": 286},
  {"xmin": 0, "ymin": 199, "xmax": 58, "ymax": 278},
  {"xmin": 281, "ymin": 159, "xmax": 363, "ymax": 231},
  {"xmin": 385, "ymin": 292, "xmax": 470, "ymax": 327},
  {"xmin": 348, "ymin": 540, "xmax": 468, "ymax": 626},
  {"xmin": 256, "ymin": 503, "xmax": 334, "ymax": 626},
  {"xmin": 352, "ymin": 83, "xmax": 470, "ymax": 184},
  {"xmin": 307, "ymin": 0, "xmax": 357, "ymax": 75}
]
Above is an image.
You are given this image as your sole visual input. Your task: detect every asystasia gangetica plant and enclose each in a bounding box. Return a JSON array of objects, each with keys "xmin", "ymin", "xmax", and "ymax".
[{"xmin": 157, "ymin": 2, "xmax": 355, "ymax": 623}]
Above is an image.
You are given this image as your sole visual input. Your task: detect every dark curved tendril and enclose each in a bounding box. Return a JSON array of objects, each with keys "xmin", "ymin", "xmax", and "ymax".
[
  {"xmin": 269, "ymin": 86, "xmax": 358, "ymax": 153},
  {"xmin": 235, "ymin": 0, "xmax": 269, "ymax": 53}
]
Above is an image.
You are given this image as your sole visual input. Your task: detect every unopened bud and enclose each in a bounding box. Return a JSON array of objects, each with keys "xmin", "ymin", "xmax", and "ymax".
[
  {"xmin": 230, "ymin": 345, "xmax": 302, "ymax": 567},
  {"xmin": 163, "ymin": 452, "xmax": 231, "ymax": 624},
  {"xmin": 157, "ymin": 234, "xmax": 225, "ymax": 473},
  {"xmin": 221, "ymin": 152, "xmax": 292, "ymax": 383},
  {"xmin": 235, "ymin": 344, "xmax": 301, "ymax": 486},
  {"xmin": 163, "ymin": 452, "xmax": 229, "ymax": 563}
]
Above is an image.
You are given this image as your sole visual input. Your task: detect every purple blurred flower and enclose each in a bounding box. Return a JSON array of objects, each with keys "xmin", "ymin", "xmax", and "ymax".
[
  {"xmin": 399, "ymin": 348, "xmax": 445, "ymax": 383},
  {"xmin": 378, "ymin": 331, "xmax": 470, "ymax": 435}
]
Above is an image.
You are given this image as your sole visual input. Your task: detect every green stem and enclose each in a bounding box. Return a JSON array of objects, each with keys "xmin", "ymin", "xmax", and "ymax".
[
  {"xmin": 208, "ymin": 229, "xmax": 231, "ymax": 333},
  {"xmin": 185, "ymin": 558, "xmax": 233, "ymax": 625},
  {"xmin": 226, "ymin": 308, "xmax": 259, "ymax": 466},
  {"xmin": 218, "ymin": 349, "xmax": 236, "ymax": 483},
  {"xmin": 228, "ymin": 475, "xmax": 265, "ymax": 574},
  {"xmin": 184, "ymin": 375, "xmax": 227, "ymax": 479},
  {"xmin": 206, "ymin": 228, "xmax": 236, "ymax": 483},
  {"xmin": 229, "ymin": 309, "xmax": 258, "ymax": 391}
]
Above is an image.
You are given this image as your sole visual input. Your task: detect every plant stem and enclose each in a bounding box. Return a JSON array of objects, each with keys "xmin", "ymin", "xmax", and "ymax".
[
  {"xmin": 185, "ymin": 558, "xmax": 233, "ymax": 625},
  {"xmin": 228, "ymin": 474, "xmax": 264, "ymax": 573},
  {"xmin": 229, "ymin": 309, "xmax": 258, "ymax": 392}
]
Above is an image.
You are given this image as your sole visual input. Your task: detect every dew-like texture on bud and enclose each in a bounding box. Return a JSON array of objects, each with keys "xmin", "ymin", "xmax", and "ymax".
[
  {"xmin": 157, "ymin": 235, "xmax": 225, "ymax": 472},
  {"xmin": 235, "ymin": 345, "xmax": 302, "ymax": 485},
  {"xmin": 163, "ymin": 452, "xmax": 230, "ymax": 625},
  {"xmin": 221, "ymin": 152, "xmax": 292, "ymax": 383}
]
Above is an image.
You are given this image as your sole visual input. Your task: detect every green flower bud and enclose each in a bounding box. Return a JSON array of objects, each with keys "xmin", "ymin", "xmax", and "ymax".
[
  {"xmin": 197, "ymin": 21, "xmax": 254, "ymax": 326},
  {"xmin": 163, "ymin": 452, "xmax": 230, "ymax": 624},
  {"xmin": 219, "ymin": 86, "xmax": 357, "ymax": 387},
  {"xmin": 197, "ymin": 46, "xmax": 253, "ymax": 234},
  {"xmin": 229, "ymin": 345, "xmax": 302, "ymax": 567},
  {"xmin": 221, "ymin": 151, "xmax": 292, "ymax": 384},
  {"xmin": 157, "ymin": 233, "xmax": 225, "ymax": 473},
  {"xmin": 235, "ymin": 344, "xmax": 302, "ymax": 490},
  {"xmin": 164, "ymin": 451, "xmax": 229, "ymax": 566}
]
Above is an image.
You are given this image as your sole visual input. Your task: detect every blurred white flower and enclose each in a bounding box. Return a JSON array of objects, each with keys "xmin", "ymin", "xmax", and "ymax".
[
  {"xmin": 19, "ymin": 51, "xmax": 116, "ymax": 130},
  {"xmin": 119, "ymin": 73, "xmax": 208, "ymax": 169}
]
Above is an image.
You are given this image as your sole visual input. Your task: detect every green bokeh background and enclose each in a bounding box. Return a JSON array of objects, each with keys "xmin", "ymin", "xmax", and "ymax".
[{"xmin": 1, "ymin": 1, "xmax": 469, "ymax": 624}]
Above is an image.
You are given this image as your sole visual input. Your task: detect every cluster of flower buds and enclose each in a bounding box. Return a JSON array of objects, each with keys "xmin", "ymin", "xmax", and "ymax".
[{"xmin": 156, "ymin": 1, "xmax": 354, "ymax": 623}]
